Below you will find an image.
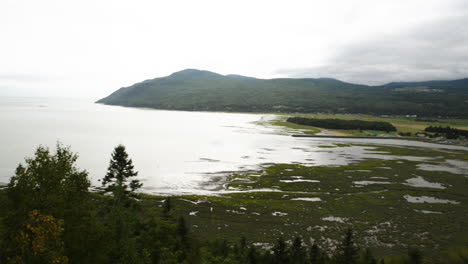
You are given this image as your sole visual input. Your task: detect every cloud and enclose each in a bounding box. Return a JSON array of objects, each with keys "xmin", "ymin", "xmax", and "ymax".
[{"xmin": 275, "ymin": 10, "xmax": 468, "ymax": 85}]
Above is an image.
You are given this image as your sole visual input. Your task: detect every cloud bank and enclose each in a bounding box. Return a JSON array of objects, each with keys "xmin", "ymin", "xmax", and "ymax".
[{"xmin": 276, "ymin": 8, "xmax": 468, "ymax": 85}]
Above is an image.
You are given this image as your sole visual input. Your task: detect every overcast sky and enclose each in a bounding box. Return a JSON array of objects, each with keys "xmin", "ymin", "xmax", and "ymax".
[{"xmin": 1, "ymin": 0, "xmax": 467, "ymax": 98}]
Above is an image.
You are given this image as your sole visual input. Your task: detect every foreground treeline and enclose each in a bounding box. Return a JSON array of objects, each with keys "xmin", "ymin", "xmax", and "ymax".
[
  {"xmin": 0, "ymin": 144, "xmax": 197, "ymax": 264},
  {"xmin": 425, "ymin": 126, "xmax": 468, "ymax": 139},
  {"xmin": 287, "ymin": 117, "xmax": 397, "ymax": 132},
  {"xmin": 1, "ymin": 144, "xmax": 467, "ymax": 264}
]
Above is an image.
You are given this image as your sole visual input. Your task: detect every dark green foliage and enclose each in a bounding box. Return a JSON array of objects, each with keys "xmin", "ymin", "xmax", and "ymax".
[
  {"xmin": 425, "ymin": 125, "xmax": 468, "ymax": 139},
  {"xmin": 6, "ymin": 143, "xmax": 90, "ymax": 221},
  {"xmin": 290, "ymin": 237, "xmax": 307, "ymax": 264},
  {"xmin": 406, "ymin": 247, "xmax": 423, "ymax": 264},
  {"xmin": 310, "ymin": 244, "xmax": 320, "ymax": 264},
  {"xmin": 287, "ymin": 117, "xmax": 397, "ymax": 132},
  {"xmin": 246, "ymin": 247, "xmax": 258, "ymax": 264},
  {"xmin": 272, "ymin": 237, "xmax": 289, "ymax": 264},
  {"xmin": 414, "ymin": 118, "xmax": 440, "ymax": 122},
  {"xmin": 135, "ymin": 216, "xmax": 191, "ymax": 264},
  {"xmin": 335, "ymin": 228, "xmax": 360, "ymax": 264},
  {"xmin": 102, "ymin": 144, "xmax": 142, "ymax": 201},
  {"xmin": 206, "ymin": 239, "xmax": 231, "ymax": 259},
  {"xmin": 177, "ymin": 216, "xmax": 189, "ymax": 247},
  {"xmin": 2, "ymin": 143, "xmax": 97, "ymax": 263},
  {"xmin": 359, "ymin": 249, "xmax": 377, "ymax": 264},
  {"xmin": 383, "ymin": 78, "xmax": 468, "ymax": 93},
  {"xmin": 399, "ymin": 132, "xmax": 412, "ymax": 137},
  {"xmin": 163, "ymin": 197, "xmax": 173, "ymax": 219},
  {"xmin": 309, "ymin": 243, "xmax": 329, "ymax": 264},
  {"xmin": 101, "ymin": 145, "xmax": 148, "ymax": 264},
  {"xmin": 97, "ymin": 69, "xmax": 468, "ymax": 118},
  {"xmin": 240, "ymin": 236, "xmax": 247, "ymax": 251}
]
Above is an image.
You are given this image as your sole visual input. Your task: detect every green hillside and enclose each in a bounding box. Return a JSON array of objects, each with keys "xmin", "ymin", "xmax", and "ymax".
[{"xmin": 97, "ymin": 69, "xmax": 468, "ymax": 117}]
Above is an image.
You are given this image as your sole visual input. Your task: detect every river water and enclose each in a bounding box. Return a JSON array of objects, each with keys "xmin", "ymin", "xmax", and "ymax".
[{"xmin": 1, "ymin": 97, "xmax": 467, "ymax": 194}]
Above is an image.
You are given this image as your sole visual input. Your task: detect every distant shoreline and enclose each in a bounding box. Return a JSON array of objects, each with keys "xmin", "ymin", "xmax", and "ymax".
[{"xmin": 292, "ymin": 134, "xmax": 403, "ymax": 139}]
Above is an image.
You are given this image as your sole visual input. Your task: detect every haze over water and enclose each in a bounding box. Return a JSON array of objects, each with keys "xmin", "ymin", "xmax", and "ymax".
[{"xmin": 1, "ymin": 97, "xmax": 467, "ymax": 194}]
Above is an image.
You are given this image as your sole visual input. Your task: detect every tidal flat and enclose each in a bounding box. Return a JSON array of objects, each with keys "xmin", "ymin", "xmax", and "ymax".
[{"xmin": 141, "ymin": 144, "xmax": 468, "ymax": 258}]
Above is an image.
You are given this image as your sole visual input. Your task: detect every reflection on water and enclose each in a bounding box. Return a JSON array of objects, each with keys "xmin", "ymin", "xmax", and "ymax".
[
  {"xmin": 1, "ymin": 97, "xmax": 467, "ymax": 194},
  {"xmin": 417, "ymin": 160, "xmax": 468, "ymax": 175}
]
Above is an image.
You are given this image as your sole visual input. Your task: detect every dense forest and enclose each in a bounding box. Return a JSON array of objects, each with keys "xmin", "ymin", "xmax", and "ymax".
[
  {"xmin": 425, "ymin": 126, "xmax": 468, "ymax": 139},
  {"xmin": 97, "ymin": 69, "xmax": 468, "ymax": 118},
  {"xmin": 0, "ymin": 144, "xmax": 466, "ymax": 264},
  {"xmin": 287, "ymin": 117, "xmax": 397, "ymax": 132}
]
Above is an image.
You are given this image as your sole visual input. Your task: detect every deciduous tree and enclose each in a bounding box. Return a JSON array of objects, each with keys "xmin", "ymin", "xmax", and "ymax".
[{"xmin": 8, "ymin": 210, "xmax": 68, "ymax": 264}]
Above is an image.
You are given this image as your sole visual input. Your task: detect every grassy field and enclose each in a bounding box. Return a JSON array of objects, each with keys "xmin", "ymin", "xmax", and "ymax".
[
  {"xmin": 267, "ymin": 113, "xmax": 468, "ymax": 136},
  {"xmin": 141, "ymin": 143, "xmax": 468, "ymax": 260},
  {"xmin": 267, "ymin": 119, "xmax": 321, "ymax": 135}
]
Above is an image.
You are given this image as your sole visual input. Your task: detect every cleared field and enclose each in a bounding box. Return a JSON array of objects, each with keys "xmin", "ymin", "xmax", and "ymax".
[{"xmin": 268, "ymin": 113, "xmax": 468, "ymax": 136}]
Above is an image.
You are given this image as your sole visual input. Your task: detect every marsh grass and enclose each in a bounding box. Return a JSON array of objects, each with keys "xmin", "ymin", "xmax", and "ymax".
[{"xmin": 140, "ymin": 145, "xmax": 468, "ymax": 259}]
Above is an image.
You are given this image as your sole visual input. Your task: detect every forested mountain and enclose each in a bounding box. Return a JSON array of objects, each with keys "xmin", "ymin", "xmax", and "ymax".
[
  {"xmin": 383, "ymin": 78, "xmax": 468, "ymax": 92},
  {"xmin": 97, "ymin": 69, "xmax": 468, "ymax": 117}
]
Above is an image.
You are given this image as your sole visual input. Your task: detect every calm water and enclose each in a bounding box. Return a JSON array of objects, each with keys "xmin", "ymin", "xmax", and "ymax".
[{"xmin": 1, "ymin": 97, "xmax": 467, "ymax": 194}]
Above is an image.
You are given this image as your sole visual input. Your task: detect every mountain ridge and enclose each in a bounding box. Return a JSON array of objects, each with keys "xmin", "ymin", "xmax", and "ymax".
[{"xmin": 97, "ymin": 69, "xmax": 468, "ymax": 117}]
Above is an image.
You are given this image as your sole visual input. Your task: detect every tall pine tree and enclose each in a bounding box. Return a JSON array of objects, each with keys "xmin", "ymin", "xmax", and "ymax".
[
  {"xmin": 102, "ymin": 144, "xmax": 142, "ymax": 202},
  {"xmin": 336, "ymin": 228, "xmax": 360, "ymax": 264},
  {"xmin": 101, "ymin": 145, "xmax": 143, "ymax": 263}
]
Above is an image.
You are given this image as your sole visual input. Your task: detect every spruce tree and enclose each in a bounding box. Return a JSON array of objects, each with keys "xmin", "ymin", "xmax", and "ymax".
[
  {"xmin": 407, "ymin": 247, "xmax": 423, "ymax": 264},
  {"xmin": 336, "ymin": 228, "xmax": 360, "ymax": 264},
  {"xmin": 246, "ymin": 247, "xmax": 257, "ymax": 264},
  {"xmin": 272, "ymin": 237, "xmax": 288, "ymax": 264},
  {"xmin": 177, "ymin": 216, "xmax": 189, "ymax": 247},
  {"xmin": 310, "ymin": 243, "xmax": 321, "ymax": 264},
  {"xmin": 290, "ymin": 237, "xmax": 306, "ymax": 264},
  {"xmin": 102, "ymin": 144, "xmax": 142, "ymax": 201},
  {"xmin": 360, "ymin": 248, "xmax": 377, "ymax": 264},
  {"xmin": 162, "ymin": 197, "xmax": 172, "ymax": 220},
  {"xmin": 101, "ymin": 145, "xmax": 142, "ymax": 263}
]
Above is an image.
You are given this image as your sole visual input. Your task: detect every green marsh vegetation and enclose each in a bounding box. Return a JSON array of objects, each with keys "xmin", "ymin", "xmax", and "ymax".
[{"xmin": 156, "ymin": 144, "xmax": 468, "ymax": 262}]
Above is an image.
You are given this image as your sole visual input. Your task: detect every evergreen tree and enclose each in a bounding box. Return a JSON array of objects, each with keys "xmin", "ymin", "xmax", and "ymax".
[
  {"xmin": 335, "ymin": 228, "xmax": 360, "ymax": 264},
  {"xmin": 240, "ymin": 235, "xmax": 247, "ymax": 251},
  {"xmin": 177, "ymin": 216, "xmax": 189, "ymax": 247},
  {"xmin": 360, "ymin": 248, "xmax": 377, "ymax": 264},
  {"xmin": 406, "ymin": 247, "xmax": 423, "ymax": 264},
  {"xmin": 310, "ymin": 243, "xmax": 321, "ymax": 264},
  {"xmin": 102, "ymin": 145, "xmax": 142, "ymax": 202},
  {"xmin": 290, "ymin": 237, "xmax": 306, "ymax": 264},
  {"xmin": 101, "ymin": 145, "xmax": 143, "ymax": 263},
  {"xmin": 163, "ymin": 197, "xmax": 173, "ymax": 220},
  {"xmin": 246, "ymin": 246, "xmax": 258, "ymax": 264},
  {"xmin": 272, "ymin": 237, "xmax": 289, "ymax": 264}
]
